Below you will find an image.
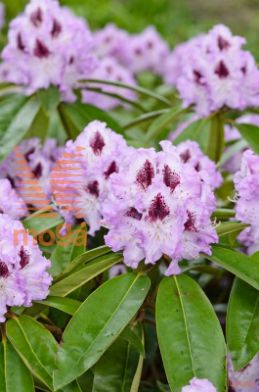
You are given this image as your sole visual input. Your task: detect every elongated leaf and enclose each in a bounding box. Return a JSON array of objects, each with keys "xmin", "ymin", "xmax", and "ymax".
[
  {"xmin": 37, "ymin": 296, "xmax": 81, "ymax": 315},
  {"xmin": 156, "ymin": 275, "xmax": 226, "ymax": 392},
  {"xmin": 145, "ymin": 106, "xmax": 186, "ymax": 142},
  {"xmin": 208, "ymin": 245, "xmax": 259, "ymax": 290},
  {"xmin": 59, "ymin": 102, "xmax": 123, "ymax": 139},
  {"xmin": 6, "ymin": 315, "xmax": 57, "ymax": 390},
  {"xmin": 227, "ymin": 278, "xmax": 259, "ymax": 370},
  {"xmin": 92, "ymin": 336, "xmax": 140, "ymax": 392},
  {"xmin": 54, "ymin": 273, "xmax": 150, "ymax": 389},
  {"xmin": 0, "ymin": 94, "xmax": 27, "ymax": 137},
  {"xmin": 235, "ymin": 123, "xmax": 259, "ymax": 154},
  {"xmin": 23, "ymin": 209, "xmax": 63, "ymax": 237},
  {"xmin": 50, "ymin": 253, "xmax": 122, "ymax": 297},
  {"xmin": 216, "ymin": 221, "xmax": 248, "ymax": 237},
  {"xmin": 0, "ymin": 96, "xmax": 41, "ymax": 160},
  {"xmin": 62, "ymin": 245, "xmax": 111, "ymax": 277},
  {"xmin": 0, "ymin": 338, "xmax": 34, "ymax": 392},
  {"xmin": 174, "ymin": 117, "xmax": 210, "ymax": 152},
  {"xmin": 50, "ymin": 224, "xmax": 87, "ymax": 277}
]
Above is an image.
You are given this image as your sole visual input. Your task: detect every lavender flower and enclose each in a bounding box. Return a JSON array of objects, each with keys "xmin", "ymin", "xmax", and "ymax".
[
  {"xmin": 234, "ymin": 149, "xmax": 259, "ymax": 254},
  {"xmin": 119, "ymin": 26, "xmax": 169, "ymax": 75},
  {"xmin": 50, "ymin": 121, "xmax": 129, "ymax": 235},
  {"xmin": 0, "ymin": 179, "xmax": 27, "ymax": 219},
  {"xmin": 83, "ymin": 56, "xmax": 136, "ymax": 110},
  {"xmin": 0, "ymin": 214, "xmax": 51, "ymax": 322},
  {"xmin": 93, "ymin": 23, "xmax": 129, "ymax": 59},
  {"xmin": 0, "ymin": 0, "xmax": 97, "ymax": 101},
  {"xmin": 164, "ymin": 25, "xmax": 259, "ymax": 116},
  {"xmin": 228, "ymin": 354, "xmax": 259, "ymax": 392},
  {"xmin": 181, "ymin": 378, "xmax": 217, "ymax": 392},
  {"xmin": 103, "ymin": 141, "xmax": 218, "ymax": 275}
]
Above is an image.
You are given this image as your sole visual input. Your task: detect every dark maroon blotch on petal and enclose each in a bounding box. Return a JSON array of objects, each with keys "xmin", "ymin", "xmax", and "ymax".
[
  {"xmin": 126, "ymin": 207, "xmax": 142, "ymax": 220},
  {"xmin": 19, "ymin": 247, "xmax": 30, "ymax": 269},
  {"xmin": 90, "ymin": 132, "xmax": 105, "ymax": 155},
  {"xmin": 217, "ymin": 35, "xmax": 230, "ymax": 51},
  {"xmin": 0, "ymin": 262, "xmax": 9, "ymax": 278},
  {"xmin": 148, "ymin": 193, "xmax": 170, "ymax": 222},
  {"xmin": 180, "ymin": 149, "xmax": 191, "ymax": 163},
  {"xmin": 17, "ymin": 33, "xmax": 25, "ymax": 51},
  {"xmin": 136, "ymin": 160, "xmax": 154, "ymax": 189},
  {"xmin": 184, "ymin": 211, "xmax": 197, "ymax": 232},
  {"xmin": 104, "ymin": 161, "xmax": 118, "ymax": 179},
  {"xmin": 51, "ymin": 19, "xmax": 62, "ymax": 38},
  {"xmin": 25, "ymin": 148, "xmax": 36, "ymax": 163},
  {"xmin": 87, "ymin": 180, "xmax": 99, "ymax": 198},
  {"xmin": 30, "ymin": 7, "xmax": 43, "ymax": 27},
  {"xmin": 215, "ymin": 61, "xmax": 229, "ymax": 78},
  {"xmin": 34, "ymin": 39, "xmax": 50, "ymax": 58},
  {"xmin": 163, "ymin": 164, "xmax": 180, "ymax": 192},
  {"xmin": 32, "ymin": 163, "xmax": 43, "ymax": 179}
]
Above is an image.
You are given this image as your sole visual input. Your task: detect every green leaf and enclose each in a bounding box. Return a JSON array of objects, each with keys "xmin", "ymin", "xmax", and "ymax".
[
  {"xmin": 207, "ymin": 114, "xmax": 225, "ymax": 162},
  {"xmin": 38, "ymin": 87, "xmax": 60, "ymax": 115},
  {"xmin": 145, "ymin": 106, "xmax": 187, "ymax": 142},
  {"xmin": 92, "ymin": 333, "xmax": 140, "ymax": 392},
  {"xmin": 174, "ymin": 117, "xmax": 210, "ymax": 153},
  {"xmin": 62, "ymin": 245, "xmax": 112, "ymax": 277},
  {"xmin": 6, "ymin": 315, "xmax": 57, "ymax": 390},
  {"xmin": 50, "ymin": 252, "xmax": 123, "ymax": 297},
  {"xmin": 156, "ymin": 275, "xmax": 226, "ymax": 392},
  {"xmin": 227, "ymin": 278, "xmax": 259, "ymax": 370},
  {"xmin": 0, "ymin": 94, "xmax": 27, "ymax": 137},
  {"xmin": 37, "ymin": 296, "xmax": 81, "ymax": 315},
  {"xmin": 53, "ymin": 273, "xmax": 150, "ymax": 390},
  {"xmin": 58, "ymin": 102, "xmax": 123, "ymax": 139},
  {"xmin": 216, "ymin": 221, "xmax": 248, "ymax": 237},
  {"xmin": 235, "ymin": 123, "xmax": 259, "ymax": 154},
  {"xmin": 120, "ymin": 325, "xmax": 145, "ymax": 357},
  {"xmin": 0, "ymin": 95, "xmax": 41, "ymax": 160},
  {"xmin": 207, "ymin": 245, "xmax": 259, "ymax": 290},
  {"xmin": 50, "ymin": 224, "xmax": 86, "ymax": 277},
  {"xmin": 0, "ymin": 338, "xmax": 34, "ymax": 392},
  {"xmin": 23, "ymin": 209, "xmax": 63, "ymax": 237}
]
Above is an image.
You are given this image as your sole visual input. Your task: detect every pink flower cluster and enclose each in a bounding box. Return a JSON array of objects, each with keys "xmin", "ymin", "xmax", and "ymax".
[
  {"xmin": 93, "ymin": 24, "xmax": 169, "ymax": 76},
  {"xmin": 228, "ymin": 354, "xmax": 259, "ymax": 392},
  {"xmin": 0, "ymin": 0, "xmax": 96, "ymax": 101},
  {"xmin": 234, "ymin": 150, "xmax": 259, "ymax": 255},
  {"xmin": 0, "ymin": 214, "xmax": 51, "ymax": 322},
  {"xmin": 182, "ymin": 378, "xmax": 217, "ymax": 392},
  {"xmin": 50, "ymin": 121, "xmax": 219, "ymax": 275},
  {"xmin": 164, "ymin": 25, "xmax": 259, "ymax": 116}
]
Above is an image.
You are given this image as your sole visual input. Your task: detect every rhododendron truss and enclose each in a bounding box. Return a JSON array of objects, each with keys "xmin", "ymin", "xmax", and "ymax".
[{"xmin": 0, "ymin": 1, "xmax": 259, "ymax": 391}]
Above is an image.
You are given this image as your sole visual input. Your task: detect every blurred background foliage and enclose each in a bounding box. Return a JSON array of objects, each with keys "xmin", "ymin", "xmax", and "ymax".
[{"xmin": 2, "ymin": 0, "xmax": 259, "ymax": 57}]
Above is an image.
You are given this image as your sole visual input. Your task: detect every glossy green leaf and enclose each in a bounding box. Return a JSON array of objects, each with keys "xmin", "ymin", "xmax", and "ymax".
[
  {"xmin": 216, "ymin": 221, "xmax": 248, "ymax": 237},
  {"xmin": 208, "ymin": 245, "xmax": 259, "ymax": 290},
  {"xmin": 54, "ymin": 273, "xmax": 151, "ymax": 390},
  {"xmin": 61, "ymin": 246, "xmax": 111, "ymax": 277},
  {"xmin": 58, "ymin": 102, "xmax": 123, "ymax": 139},
  {"xmin": 174, "ymin": 117, "xmax": 210, "ymax": 152},
  {"xmin": 235, "ymin": 123, "xmax": 259, "ymax": 154},
  {"xmin": 145, "ymin": 106, "xmax": 187, "ymax": 142},
  {"xmin": 0, "ymin": 338, "xmax": 34, "ymax": 392},
  {"xmin": 50, "ymin": 252, "xmax": 123, "ymax": 297},
  {"xmin": 92, "ymin": 335, "xmax": 140, "ymax": 392},
  {"xmin": 37, "ymin": 296, "xmax": 81, "ymax": 315},
  {"xmin": 38, "ymin": 87, "xmax": 60, "ymax": 115},
  {"xmin": 0, "ymin": 94, "xmax": 27, "ymax": 137},
  {"xmin": 23, "ymin": 209, "xmax": 63, "ymax": 237},
  {"xmin": 156, "ymin": 275, "xmax": 226, "ymax": 392},
  {"xmin": 50, "ymin": 224, "xmax": 86, "ymax": 277},
  {"xmin": 0, "ymin": 95, "xmax": 41, "ymax": 160},
  {"xmin": 227, "ymin": 278, "xmax": 259, "ymax": 370}
]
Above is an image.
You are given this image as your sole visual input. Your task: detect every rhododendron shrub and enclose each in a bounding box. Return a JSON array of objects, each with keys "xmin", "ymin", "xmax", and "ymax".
[{"xmin": 0, "ymin": 1, "xmax": 259, "ymax": 391}]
